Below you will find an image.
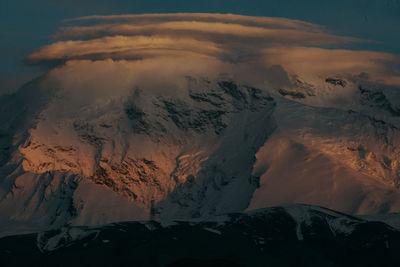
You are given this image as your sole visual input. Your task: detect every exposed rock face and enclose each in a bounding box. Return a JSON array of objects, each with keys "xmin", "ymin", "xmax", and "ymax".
[
  {"xmin": 359, "ymin": 85, "xmax": 400, "ymax": 116},
  {"xmin": 90, "ymin": 157, "xmax": 168, "ymax": 202},
  {"xmin": 278, "ymin": 88, "xmax": 306, "ymax": 99},
  {"xmin": 325, "ymin": 77, "xmax": 347, "ymax": 87}
]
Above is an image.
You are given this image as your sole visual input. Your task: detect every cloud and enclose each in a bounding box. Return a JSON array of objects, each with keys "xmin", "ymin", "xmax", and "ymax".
[
  {"xmin": 261, "ymin": 46, "xmax": 400, "ymax": 86},
  {"xmin": 28, "ymin": 13, "xmax": 400, "ymax": 87},
  {"xmin": 63, "ymin": 13, "xmax": 323, "ymax": 32},
  {"xmin": 45, "ymin": 56, "xmax": 230, "ymax": 106},
  {"xmin": 28, "ymin": 35, "xmax": 225, "ymax": 63},
  {"xmin": 54, "ymin": 21, "xmax": 362, "ymax": 46}
]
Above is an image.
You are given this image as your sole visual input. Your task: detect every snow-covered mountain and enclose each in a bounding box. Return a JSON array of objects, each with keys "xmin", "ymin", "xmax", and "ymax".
[{"xmin": 1, "ymin": 60, "xmax": 400, "ymax": 237}]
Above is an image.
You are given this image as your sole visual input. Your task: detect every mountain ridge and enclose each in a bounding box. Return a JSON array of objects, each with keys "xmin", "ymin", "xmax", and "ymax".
[
  {"xmin": 2, "ymin": 204, "xmax": 400, "ymax": 267},
  {"xmin": 1, "ymin": 69, "xmax": 400, "ymax": 236}
]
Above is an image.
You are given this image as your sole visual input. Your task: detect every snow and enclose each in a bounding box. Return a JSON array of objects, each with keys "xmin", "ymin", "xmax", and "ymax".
[
  {"xmin": 247, "ymin": 93, "xmax": 400, "ymax": 215},
  {"xmin": 70, "ymin": 179, "xmax": 149, "ymax": 226},
  {"xmin": 37, "ymin": 227, "xmax": 100, "ymax": 252},
  {"xmin": 326, "ymin": 217, "xmax": 356, "ymax": 235},
  {"xmin": 140, "ymin": 221, "xmax": 158, "ymax": 231},
  {"xmin": 203, "ymin": 227, "xmax": 222, "ymax": 235},
  {"xmin": 1, "ymin": 57, "xmax": 400, "ymax": 237},
  {"xmin": 283, "ymin": 205, "xmax": 314, "ymax": 240}
]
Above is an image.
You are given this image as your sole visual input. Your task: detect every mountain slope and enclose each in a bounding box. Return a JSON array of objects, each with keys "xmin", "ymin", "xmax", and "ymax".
[
  {"xmin": 1, "ymin": 62, "xmax": 400, "ymax": 235},
  {"xmin": 0, "ymin": 74, "xmax": 277, "ymax": 235}
]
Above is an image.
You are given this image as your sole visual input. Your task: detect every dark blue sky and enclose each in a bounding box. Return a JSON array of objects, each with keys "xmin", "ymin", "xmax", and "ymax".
[{"xmin": 1, "ymin": 0, "xmax": 400, "ymax": 93}]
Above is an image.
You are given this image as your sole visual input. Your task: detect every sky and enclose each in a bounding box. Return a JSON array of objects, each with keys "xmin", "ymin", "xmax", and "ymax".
[{"xmin": 1, "ymin": 0, "xmax": 400, "ymax": 94}]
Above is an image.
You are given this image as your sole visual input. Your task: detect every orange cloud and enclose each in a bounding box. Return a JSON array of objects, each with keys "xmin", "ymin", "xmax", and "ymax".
[
  {"xmin": 28, "ymin": 35, "xmax": 225, "ymax": 63},
  {"xmin": 55, "ymin": 21, "xmax": 363, "ymax": 46},
  {"xmin": 64, "ymin": 13, "xmax": 323, "ymax": 32},
  {"xmin": 261, "ymin": 46, "xmax": 400, "ymax": 86},
  {"xmin": 28, "ymin": 13, "xmax": 400, "ymax": 87}
]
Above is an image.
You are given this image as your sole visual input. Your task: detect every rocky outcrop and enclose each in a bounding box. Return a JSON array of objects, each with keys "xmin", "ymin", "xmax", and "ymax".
[
  {"xmin": 325, "ymin": 77, "xmax": 347, "ymax": 87},
  {"xmin": 359, "ymin": 85, "xmax": 400, "ymax": 116},
  {"xmin": 90, "ymin": 157, "xmax": 169, "ymax": 203},
  {"xmin": 278, "ymin": 88, "xmax": 306, "ymax": 99}
]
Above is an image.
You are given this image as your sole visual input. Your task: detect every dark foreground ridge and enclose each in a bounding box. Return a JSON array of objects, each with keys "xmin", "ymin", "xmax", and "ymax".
[{"xmin": 1, "ymin": 204, "xmax": 400, "ymax": 267}]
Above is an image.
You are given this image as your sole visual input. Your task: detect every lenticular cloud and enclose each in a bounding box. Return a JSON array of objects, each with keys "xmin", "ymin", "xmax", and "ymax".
[{"xmin": 28, "ymin": 13, "xmax": 400, "ymax": 86}]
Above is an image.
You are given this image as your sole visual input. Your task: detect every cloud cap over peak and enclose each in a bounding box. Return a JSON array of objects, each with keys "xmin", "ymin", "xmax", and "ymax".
[{"xmin": 28, "ymin": 13, "xmax": 400, "ymax": 87}]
